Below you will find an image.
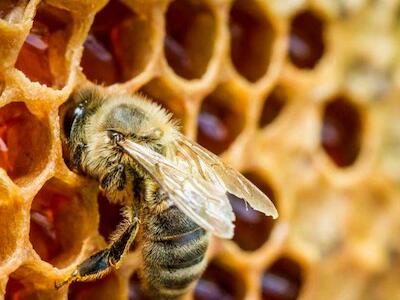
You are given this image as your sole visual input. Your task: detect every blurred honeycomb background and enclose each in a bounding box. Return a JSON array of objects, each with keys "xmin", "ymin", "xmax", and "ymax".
[{"xmin": 1, "ymin": 0, "xmax": 400, "ymax": 299}]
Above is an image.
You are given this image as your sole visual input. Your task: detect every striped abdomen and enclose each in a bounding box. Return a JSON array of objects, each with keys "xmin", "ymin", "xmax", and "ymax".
[{"xmin": 141, "ymin": 205, "xmax": 209, "ymax": 299}]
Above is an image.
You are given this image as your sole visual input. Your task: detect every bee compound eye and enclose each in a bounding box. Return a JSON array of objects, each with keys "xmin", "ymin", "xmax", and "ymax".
[{"xmin": 63, "ymin": 103, "xmax": 84, "ymax": 139}]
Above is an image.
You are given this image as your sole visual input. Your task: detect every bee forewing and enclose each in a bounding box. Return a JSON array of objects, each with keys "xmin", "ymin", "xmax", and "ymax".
[
  {"xmin": 176, "ymin": 135, "xmax": 279, "ymax": 219},
  {"xmin": 118, "ymin": 139, "xmax": 235, "ymax": 238}
]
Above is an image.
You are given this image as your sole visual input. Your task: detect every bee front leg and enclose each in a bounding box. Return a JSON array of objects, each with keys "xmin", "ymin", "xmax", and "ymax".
[
  {"xmin": 55, "ymin": 217, "xmax": 139, "ymax": 289},
  {"xmin": 100, "ymin": 163, "xmax": 127, "ymax": 192}
]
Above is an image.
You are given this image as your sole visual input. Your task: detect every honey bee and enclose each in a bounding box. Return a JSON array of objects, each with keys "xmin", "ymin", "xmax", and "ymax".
[{"xmin": 57, "ymin": 88, "xmax": 278, "ymax": 299}]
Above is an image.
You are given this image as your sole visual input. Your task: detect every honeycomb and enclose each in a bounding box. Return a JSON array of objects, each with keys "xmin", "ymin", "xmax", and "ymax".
[{"xmin": 1, "ymin": 0, "xmax": 400, "ymax": 299}]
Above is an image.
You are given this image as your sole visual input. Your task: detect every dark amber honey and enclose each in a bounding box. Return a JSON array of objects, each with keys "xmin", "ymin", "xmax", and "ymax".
[
  {"xmin": 289, "ymin": 11, "xmax": 324, "ymax": 69},
  {"xmin": 321, "ymin": 97, "xmax": 362, "ymax": 167}
]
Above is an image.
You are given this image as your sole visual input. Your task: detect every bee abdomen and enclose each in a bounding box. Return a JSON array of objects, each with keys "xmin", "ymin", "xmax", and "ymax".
[{"xmin": 141, "ymin": 206, "xmax": 209, "ymax": 299}]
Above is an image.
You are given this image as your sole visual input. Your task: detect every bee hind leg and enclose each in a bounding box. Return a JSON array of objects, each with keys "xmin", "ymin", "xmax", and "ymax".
[{"xmin": 55, "ymin": 217, "xmax": 139, "ymax": 289}]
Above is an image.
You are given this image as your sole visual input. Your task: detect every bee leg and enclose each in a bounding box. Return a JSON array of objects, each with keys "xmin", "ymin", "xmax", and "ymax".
[
  {"xmin": 100, "ymin": 164, "xmax": 127, "ymax": 191},
  {"xmin": 108, "ymin": 216, "xmax": 139, "ymax": 268},
  {"xmin": 55, "ymin": 217, "xmax": 139, "ymax": 289}
]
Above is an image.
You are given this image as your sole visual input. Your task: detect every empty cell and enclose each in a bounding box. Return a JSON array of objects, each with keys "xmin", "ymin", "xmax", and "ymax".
[
  {"xmin": 68, "ymin": 273, "xmax": 121, "ymax": 300},
  {"xmin": 229, "ymin": 0, "xmax": 275, "ymax": 82},
  {"xmin": 128, "ymin": 273, "xmax": 149, "ymax": 300},
  {"xmin": 5, "ymin": 275, "xmax": 62, "ymax": 300},
  {"xmin": 15, "ymin": 4, "xmax": 72, "ymax": 87},
  {"xmin": 5, "ymin": 278, "xmax": 29, "ymax": 300},
  {"xmin": 139, "ymin": 79, "xmax": 185, "ymax": 122},
  {"xmin": 81, "ymin": 0, "xmax": 154, "ymax": 85},
  {"xmin": 98, "ymin": 193, "xmax": 138, "ymax": 252},
  {"xmin": 0, "ymin": 0, "xmax": 26, "ymax": 21},
  {"xmin": 0, "ymin": 102, "xmax": 50, "ymax": 182},
  {"xmin": 229, "ymin": 172, "xmax": 276, "ymax": 251},
  {"xmin": 259, "ymin": 86, "xmax": 287, "ymax": 128},
  {"xmin": 262, "ymin": 257, "xmax": 303, "ymax": 300},
  {"xmin": 164, "ymin": 0, "xmax": 216, "ymax": 79},
  {"xmin": 29, "ymin": 179, "xmax": 87, "ymax": 266},
  {"xmin": 197, "ymin": 86, "xmax": 245, "ymax": 155},
  {"xmin": 194, "ymin": 262, "xmax": 245, "ymax": 300},
  {"xmin": 97, "ymin": 193, "xmax": 123, "ymax": 242},
  {"xmin": 321, "ymin": 97, "xmax": 362, "ymax": 167},
  {"xmin": 0, "ymin": 0, "xmax": 17, "ymax": 18},
  {"xmin": 289, "ymin": 11, "xmax": 325, "ymax": 69}
]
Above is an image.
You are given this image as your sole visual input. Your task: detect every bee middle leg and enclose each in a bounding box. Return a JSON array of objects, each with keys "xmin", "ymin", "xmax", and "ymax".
[{"xmin": 55, "ymin": 216, "xmax": 139, "ymax": 288}]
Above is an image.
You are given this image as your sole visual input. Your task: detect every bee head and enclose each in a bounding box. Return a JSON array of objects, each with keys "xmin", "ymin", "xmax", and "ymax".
[{"xmin": 62, "ymin": 89, "xmax": 178, "ymax": 175}]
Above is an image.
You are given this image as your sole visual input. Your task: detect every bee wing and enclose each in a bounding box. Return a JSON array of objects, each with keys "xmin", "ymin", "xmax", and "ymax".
[
  {"xmin": 118, "ymin": 139, "xmax": 235, "ymax": 238},
  {"xmin": 174, "ymin": 134, "xmax": 278, "ymax": 219}
]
